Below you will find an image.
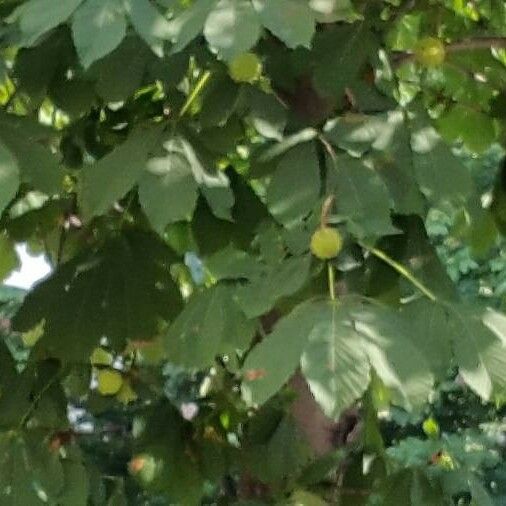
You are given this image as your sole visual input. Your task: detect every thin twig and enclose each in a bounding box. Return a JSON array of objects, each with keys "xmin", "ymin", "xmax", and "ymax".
[
  {"xmin": 360, "ymin": 242, "xmax": 437, "ymax": 302},
  {"xmin": 318, "ymin": 133, "xmax": 338, "ymax": 163}
]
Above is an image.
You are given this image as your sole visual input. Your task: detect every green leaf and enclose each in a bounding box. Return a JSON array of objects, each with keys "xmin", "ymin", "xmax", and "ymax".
[
  {"xmin": 242, "ymin": 300, "xmax": 324, "ymax": 406},
  {"xmin": 204, "ymin": 0, "xmax": 262, "ymax": 60},
  {"xmin": 385, "ymin": 13, "xmax": 421, "ymax": 51},
  {"xmin": 244, "ymin": 415, "xmax": 311, "ymax": 482},
  {"xmin": 201, "ymin": 185, "xmax": 235, "ymax": 221},
  {"xmin": 400, "ymin": 299, "xmax": 452, "ymax": 377},
  {"xmin": 0, "ymin": 113, "xmax": 62, "ymax": 195},
  {"xmin": 234, "ymin": 254, "xmax": 312, "ymax": 318},
  {"xmin": 89, "ymin": 36, "xmax": 150, "ymax": 102},
  {"xmin": 445, "ymin": 303, "xmax": 506, "ymax": 400},
  {"xmin": 266, "ymin": 143, "xmax": 320, "ymax": 227},
  {"xmin": 80, "ymin": 124, "xmax": 162, "ymax": 219},
  {"xmin": 409, "ymin": 111, "xmax": 473, "ymax": 203},
  {"xmin": 14, "ymin": 29, "xmax": 75, "ymax": 109},
  {"xmin": 350, "ymin": 302, "xmax": 435, "ymax": 410},
  {"xmin": 200, "ymin": 74, "xmax": 240, "ymax": 127},
  {"xmin": 0, "ymin": 432, "xmax": 64, "ymax": 505},
  {"xmin": 309, "ymin": 0, "xmax": 360, "ymax": 23},
  {"xmin": 330, "ymin": 155, "xmax": 397, "ymax": 238},
  {"xmin": 138, "ymin": 149, "xmax": 199, "ymax": 234},
  {"xmin": 0, "ymin": 233, "xmax": 19, "ymax": 282},
  {"xmin": 58, "ymin": 460, "xmax": 89, "ymax": 506},
  {"xmin": 205, "ymin": 245, "xmax": 264, "ymax": 281},
  {"xmin": 469, "ymin": 476, "xmax": 495, "ymax": 506},
  {"xmin": 9, "ymin": 0, "xmax": 83, "ymax": 46},
  {"xmin": 253, "ymin": 0, "xmax": 316, "ymax": 49},
  {"xmin": 0, "ymin": 140, "xmax": 19, "ymax": 215},
  {"xmin": 124, "ymin": 0, "xmax": 174, "ymax": 57},
  {"xmin": 313, "ymin": 23, "xmax": 377, "ymax": 99},
  {"xmin": 247, "ymin": 88, "xmax": 287, "ymax": 141},
  {"xmin": 13, "ymin": 230, "xmax": 181, "ymax": 360},
  {"xmin": 167, "ymin": 0, "xmax": 218, "ymax": 53},
  {"xmin": 437, "ymin": 104, "xmax": 496, "ymax": 154},
  {"xmin": 324, "ymin": 111, "xmax": 425, "ymax": 214},
  {"xmin": 72, "ymin": 0, "xmax": 127, "ymax": 68},
  {"xmin": 164, "ymin": 284, "xmax": 255, "ymax": 368},
  {"xmin": 300, "ymin": 302, "xmax": 370, "ymax": 420}
]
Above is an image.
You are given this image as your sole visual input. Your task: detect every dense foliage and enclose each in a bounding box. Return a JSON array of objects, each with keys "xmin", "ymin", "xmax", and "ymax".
[{"xmin": 1, "ymin": 0, "xmax": 506, "ymax": 504}]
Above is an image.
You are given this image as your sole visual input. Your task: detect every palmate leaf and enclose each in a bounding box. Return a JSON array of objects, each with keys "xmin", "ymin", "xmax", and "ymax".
[
  {"xmin": 203, "ymin": 0, "xmax": 262, "ymax": 60},
  {"xmin": 138, "ymin": 150, "xmax": 199, "ymax": 234},
  {"xmin": 167, "ymin": 0, "xmax": 218, "ymax": 53},
  {"xmin": 244, "ymin": 414, "xmax": 312, "ymax": 483},
  {"xmin": 0, "ymin": 113, "xmax": 62, "ymax": 195},
  {"xmin": 300, "ymin": 303, "xmax": 371, "ymax": 419},
  {"xmin": 89, "ymin": 36, "xmax": 151, "ymax": 102},
  {"xmin": 131, "ymin": 404, "xmax": 204, "ymax": 504},
  {"xmin": 71, "ymin": 0, "xmax": 127, "ymax": 69},
  {"xmin": 252, "ymin": 0, "xmax": 316, "ymax": 49},
  {"xmin": 8, "ymin": 0, "xmax": 83, "ymax": 47},
  {"xmin": 400, "ymin": 299, "xmax": 506, "ymax": 401},
  {"xmin": 266, "ymin": 143, "xmax": 320, "ymax": 228},
  {"xmin": 324, "ymin": 111, "xmax": 425, "ymax": 215},
  {"xmin": 123, "ymin": 0, "xmax": 174, "ymax": 57},
  {"xmin": 234, "ymin": 254, "xmax": 312, "ymax": 318},
  {"xmin": 313, "ymin": 23, "xmax": 378, "ymax": 100},
  {"xmin": 330, "ymin": 155, "xmax": 398, "ymax": 238},
  {"xmin": 409, "ymin": 107, "xmax": 474, "ymax": 203},
  {"xmin": 351, "ymin": 302, "xmax": 434, "ymax": 411},
  {"xmin": 243, "ymin": 298, "xmax": 434, "ymax": 418},
  {"xmin": 0, "ymin": 431, "xmax": 64, "ymax": 505},
  {"xmin": 163, "ymin": 283, "xmax": 255, "ymax": 369},
  {"xmin": 447, "ymin": 304, "xmax": 506, "ymax": 400},
  {"xmin": 13, "ymin": 230, "xmax": 182, "ymax": 361},
  {"xmin": 242, "ymin": 300, "xmax": 325, "ymax": 407},
  {"xmin": 0, "ymin": 140, "xmax": 20, "ymax": 216},
  {"xmin": 382, "ymin": 470, "xmax": 446, "ymax": 506},
  {"xmin": 80, "ymin": 124, "xmax": 163, "ymax": 220}
]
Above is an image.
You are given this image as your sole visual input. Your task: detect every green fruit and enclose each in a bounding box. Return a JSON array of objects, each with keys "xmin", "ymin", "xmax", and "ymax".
[
  {"xmin": 414, "ymin": 37, "xmax": 445, "ymax": 67},
  {"xmin": 116, "ymin": 380, "xmax": 138, "ymax": 405},
  {"xmin": 96, "ymin": 369, "xmax": 123, "ymax": 396},
  {"xmin": 310, "ymin": 227, "xmax": 343, "ymax": 260},
  {"xmin": 90, "ymin": 347, "xmax": 113, "ymax": 366},
  {"xmin": 228, "ymin": 52, "xmax": 262, "ymax": 83},
  {"xmin": 128, "ymin": 454, "xmax": 158, "ymax": 486},
  {"xmin": 422, "ymin": 417, "xmax": 440, "ymax": 439}
]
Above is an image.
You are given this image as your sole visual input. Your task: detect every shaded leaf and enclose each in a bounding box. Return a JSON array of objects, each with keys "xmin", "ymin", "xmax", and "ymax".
[
  {"xmin": 204, "ymin": 0, "xmax": 262, "ymax": 60},
  {"xmin": 72, "ymin": 0, "xmax": 127, "ymax": 68},
  {"xmin": 164, "ymin": 284, "xmax": 255, "ymax": 368},
  {"xmin": 13, "ymin": 230, "xmax": 181, "ymax": 360},
  {"xmin": 252, "ymin": 0, "xmax": 316, "ymax": 49},
  {"xmin": 301, "ymin": 302, "xmax": 370, "ymax": 419},
  {"xmin": 80, "ymin": 124, "xmax": 162, "ymax": 219},
  {"xmin": 266, "ymin": 143, "xmax": 320, "ymax": 227}
]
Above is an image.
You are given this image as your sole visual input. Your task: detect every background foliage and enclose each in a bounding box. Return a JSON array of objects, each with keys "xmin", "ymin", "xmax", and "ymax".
[{"xmin": 1, "ymin": 0, "xmax": 506, "ymax": 504}]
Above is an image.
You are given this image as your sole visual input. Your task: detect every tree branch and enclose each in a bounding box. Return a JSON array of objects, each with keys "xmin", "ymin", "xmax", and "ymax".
[{"xmin": 392, "ymin": 36, "xmax": 506, "ymax": 66}]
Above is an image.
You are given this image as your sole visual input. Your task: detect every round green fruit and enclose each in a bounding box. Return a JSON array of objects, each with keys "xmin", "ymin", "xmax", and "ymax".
[
  {"xmin": 414, "ymin": 37, "xmax": 445, "ymax": 67},
  {"xmin": 310, "ymin": 227, "xmax": 343, "ymax": 260},
  {"xmin": 228, "ymin": 52, "xmax": 262, "ymax": 83},
  {"xmin": 128, "ymin": 454, "xmax": 158, "ymax": 486},
  {"xmin": 96, "ymin": 369, "xmax": 123, "ymax": 396}
]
